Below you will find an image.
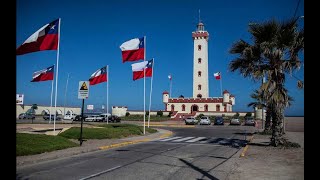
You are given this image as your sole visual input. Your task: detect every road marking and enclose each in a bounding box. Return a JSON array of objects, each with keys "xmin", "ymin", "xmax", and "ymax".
[
  {"xmin": 79, "ymin": 165, "xmax": 121, "ymax": 180},
  {"xmin": 172, "ymin": 137, "xmax": 195, "ymax": 142},
  {"xmin": 185, "ymin": 137, "xmax": 207, "ymax": 142},
  {"xmin": 159, "ymin": 136, "xmax": 182, "ymax": 141}
]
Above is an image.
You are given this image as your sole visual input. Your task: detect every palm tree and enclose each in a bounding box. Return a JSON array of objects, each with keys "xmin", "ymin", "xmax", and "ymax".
[{"xmin": 229, "ymin": 18, "xmax": 304, "ymax": 146}]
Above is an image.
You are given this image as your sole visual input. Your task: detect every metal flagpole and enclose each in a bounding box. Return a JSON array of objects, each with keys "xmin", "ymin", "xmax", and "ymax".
[
  {"xmin": 64, "ymin": 73, "xmax": 70, "ymax": 116},
  {"xmin": 169, "ymin": 75, "xmax": 172, "ymax": 97},
  {"xmin": 143, "ymin": 36, "xmax": 146, "ymax": 135},
  {"xmin": 49, "ymin": 65, "xmax": 55, "ymax": 124},
  {"xmin": 220, "ymin": 72, "xmax": 222, "ymax": 96},
  {"xmin": 148, "ymin": 58, "xmax": 154, "ymax": 128},
  {"xmin": 107, "ymin": 65, "xmax": 109, "ymax": 124},
  {"xmin": 53, "ymin": 18, "xmax": 61, "ymax": 133}
]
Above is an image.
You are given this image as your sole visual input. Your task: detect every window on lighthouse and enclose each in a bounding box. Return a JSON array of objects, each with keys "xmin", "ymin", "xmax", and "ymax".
[
  {"xmin": 197, "ymin": 94, "xmax": 202, "ymax": 98},
  {"xmin": 198, "ymin": 45, "xmax": 201, "ymax": 51},
  {"xmin": 198, "ymin": 71, "xmax": 202, "ymax": 77},
  {"xmin": 198, "ymin": 58, "xmax": 201, "ymax": 64},
  {"xmin": 182, "ymin": 104, "xmax": 185, "ymax": 111},
  {"xmin": 198, "ymin": 84, "xmax": 201, "ymax": 90}
]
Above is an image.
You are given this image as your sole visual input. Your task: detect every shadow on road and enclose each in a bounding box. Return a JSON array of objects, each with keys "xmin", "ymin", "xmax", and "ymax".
[{"xmin": 179, "ymin": 158, "xmax": 218, "ymax": 180}]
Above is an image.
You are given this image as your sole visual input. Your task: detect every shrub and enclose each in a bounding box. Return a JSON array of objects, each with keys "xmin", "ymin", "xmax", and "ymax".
[
  {"xmin": 233, "ymin": 112, "xmax": 240, "ymax": 118},
  {"xmin": 125, "ymin": 112, "xmax": 130, "ymax": 117},
  {"xmin": 146, "ymin": 111, "xmax": 149, "ymax": 116},
  {"xmin": 168, "ymin": 111, "xmax": 173, "ymax": 117},
  {"xmin": 157, "ymin": 111, "xmax": 163, "ymax": 117},
  {"xmin": 245, "ymin": 112, "xmax": 252, "ymax": 117},
  {"xmin": 197, "ymin": 114, "xmax": 204, "ymax": 119}
]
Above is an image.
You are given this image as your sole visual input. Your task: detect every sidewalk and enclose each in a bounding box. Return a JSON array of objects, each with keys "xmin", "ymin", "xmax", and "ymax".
[{"xmin": 227, "ymin": 131, "xmax": 304, "ymax": 180}]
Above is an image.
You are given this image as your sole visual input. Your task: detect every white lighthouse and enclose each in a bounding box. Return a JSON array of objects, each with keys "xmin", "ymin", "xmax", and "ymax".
[
  {"xmin": 192, "ymin": 21, "xmax": 209, "ymax": 98},
  {"xmin": 162, "ymin": 15, "xmax": 236, "ymax": 119}
]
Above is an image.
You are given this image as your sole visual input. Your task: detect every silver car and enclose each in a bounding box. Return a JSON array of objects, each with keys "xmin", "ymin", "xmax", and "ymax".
[
  {"xmin": 199, "ymin": 116, "xmax": 211, "ymax": 125},
  {"xmin": 230, "ymin": 118, "xmax": 241, "ymax": 125}
]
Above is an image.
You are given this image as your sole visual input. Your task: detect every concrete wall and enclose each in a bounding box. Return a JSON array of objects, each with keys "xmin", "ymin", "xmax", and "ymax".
[
  {"xmin": 112, "ymin": 106, "xmax": 128, "ymax": 117},
  {"xmin": 16, "ymin": 105, "xmax": 81, "ymax": 118},
  {"xmin": 127, "ymin": 110, "xmax": 170, "ymax": 116}
]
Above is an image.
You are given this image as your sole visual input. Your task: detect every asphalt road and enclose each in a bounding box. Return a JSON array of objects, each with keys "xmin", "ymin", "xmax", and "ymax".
[{"xmin": 16, "ymin": 126, "xmax": 256, "ymax": 180}]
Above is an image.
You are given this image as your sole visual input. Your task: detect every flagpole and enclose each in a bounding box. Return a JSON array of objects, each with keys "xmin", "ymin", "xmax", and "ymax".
[
  {"xmin": 53, "ymin": 18, "xmax": 61, "ymax": 133},
  {"xmin": 148, "ymin": 58, "xmax": 154, "ymax": 128},
  {"xmin": 143, "ymin": 36, "xmax": 146, "ymax": 135},
  {"xmin": 220, "ymin": 72, "xmax": 223, "ymax": 96},
  {"xmin": 107, "ymin": 65, "xmax": 109, "ymax": 125},
  {"xmin": 169, "ymin": 75, "xmax": 172, "ymax": 97},
  {"xmin": 49, "ymin": 65, "xmax": 55, "ymax": 124},
  {"xmin": 64, "ymin": 73, "xmax": 70, "ymax": 116}
]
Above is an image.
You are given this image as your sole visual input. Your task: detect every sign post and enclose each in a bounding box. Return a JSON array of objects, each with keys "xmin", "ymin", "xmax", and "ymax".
[{"xmin": 78, "ymin": 81, "xmax": 89, "ymax": 146}]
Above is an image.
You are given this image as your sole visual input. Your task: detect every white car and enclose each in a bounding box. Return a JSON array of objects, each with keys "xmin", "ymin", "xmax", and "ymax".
[
  {"xmin": 85, "ymin": 115, "xmax": 99, "ymax": 122},
  {"xmin": 63, "ymin": 113, "xmax": 77, "ymax": 120},
  {"xmin": 199, "ymin": 116, "xmax": 211, "ymax": 125}
]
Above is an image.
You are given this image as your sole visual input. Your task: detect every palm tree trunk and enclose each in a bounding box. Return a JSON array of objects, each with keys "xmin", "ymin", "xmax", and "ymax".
[
  {"xmin": 271, "ymin": 105, "xmax": 284, "ymax": 147},
  {"xmin": 264, "ymin": 105, "xmax": 272, "ymax": 131}
]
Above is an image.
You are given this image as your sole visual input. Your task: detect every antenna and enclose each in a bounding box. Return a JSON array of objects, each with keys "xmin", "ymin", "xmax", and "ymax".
[{"xmin": 199, "ymin": 9, "xmax": 201, "ymax": 23}]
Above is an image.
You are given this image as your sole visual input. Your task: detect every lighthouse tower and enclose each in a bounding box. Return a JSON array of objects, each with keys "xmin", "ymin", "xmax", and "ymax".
[{"xmin": 192, "ymin": 19, "xmax": 209, "ymax": 98}]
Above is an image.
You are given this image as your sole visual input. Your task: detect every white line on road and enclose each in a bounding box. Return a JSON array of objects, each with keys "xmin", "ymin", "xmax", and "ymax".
[
  {"xmin": 172, "ymin": 137, "xmax": 195, "ymax": 142},
  {"xmin": 185, "ymin": 137, "xmax": 207, "ymax": 143},
  {"xmin": 79, "ymin": 165, "xmax": 121, "ymax": 180},
  {"xmin": 159, "ymin": 136, "xmax": 182, "ymax": 142}
]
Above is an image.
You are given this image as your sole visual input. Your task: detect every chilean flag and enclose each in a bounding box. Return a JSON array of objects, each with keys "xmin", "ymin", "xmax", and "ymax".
[
  {"xmin": 131, "ymin": 59, "xmax": 153, "ymax": 81},
  {"xmin": 31, "ymin": 65, "xmax": 54, "ymax": 82},
  {"xmin": 89, "ymin": 66, "xmax": 107, "ymax": 85},
  {"xmin": 16, "ymin": 19, "xmax": 59, "ymax": 55},
  {"xmin": 120, "ymin": 37, "xmax": 145, "ymax": 63},
  {"xmin": 214, "ymin": 72, "xmax": 221, "ymax": 80}
]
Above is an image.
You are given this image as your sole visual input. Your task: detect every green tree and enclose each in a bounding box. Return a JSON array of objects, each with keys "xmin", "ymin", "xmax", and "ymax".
[
  {"xmin": 125, "ymin": 112, "xmax": 130, "ymax": 117},
  {"xmin": 229, "ymin": 18, "xmax": 303, "ymax": 146},
  {"xmin": 157, "ymin": 111, "xmax": 163, "ymax": 117}
]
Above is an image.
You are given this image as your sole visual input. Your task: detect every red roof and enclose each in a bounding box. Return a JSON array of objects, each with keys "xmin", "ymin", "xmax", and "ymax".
[
  {"xmin": 223, "ymin": 90, "xmax": 230, "ymax": 94},
  {"xmin": 163, "ymin": 91, "xmax": 169, "ymax": 94}
]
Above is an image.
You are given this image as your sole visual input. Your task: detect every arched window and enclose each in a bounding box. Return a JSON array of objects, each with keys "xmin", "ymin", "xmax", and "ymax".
[
  {"xmin": 198, "ymin": 71, "xmax": 202, "ymax": 77},
  {"xmin": 182, "ymin": 104, "xmax": 185, "ymax": 111},
  {"xmin": 198, "ymin": 45, "xmax": 201, "ymax": 51},
  {"xmin": 198, "ymin": 58, "xmax": 201, "ymax": 64},
  {"xmin": 198, "ymin": 84, "xmax": 202, "ymax": 90},
  {"xmin": 204, "ymin": 104, "xmax": 208, "ymax": 111},
  {"xmin": 216, "ymin": 105, "xmax": 220, "ymax": 111},
  {"xmin": 171, "ymin": 104, "xmax": 175, "ymax": 111},
  {"xmin": 197, "ymin": 94, "xmax": 202, "ymax": 98}
]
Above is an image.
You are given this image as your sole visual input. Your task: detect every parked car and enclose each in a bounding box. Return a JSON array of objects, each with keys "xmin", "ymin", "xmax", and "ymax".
[
  {"xmin": 109, "ymin": 115, "xmax": 121, "ymax": 123},
  {"xmin": 230, "ymin": 118, "xmax": 241, "ymax": 125},
  {"xmin": 100, "ymin": 113, "xmax": 111, "ymax": 122},
  {"xmin": 74, "ymin": 114, "xmax": 88, "ymax": 121},
  {"xmin": 63, "ymin": 113, "xmax": 77, "ymax": 120},
  {"xmin": 244, "ymin": 117, "xmax": 256, "ymax": 126},
  {"xmin": 43, "ymin": 114, "xmax": 61, "ymax": 121},
  {"xmin": 85, "ymin": 115, "xmax": 100, "ymax": 122},
  {"xmin": 185, "ymin": 117, "xmax": 198, "ymax": 125},
  {"xmin": 18, "ymin": 113, "xmax": 35, "ymax": 120},
  {"xmin": 199, "ymin": 116, "xmax": 211, "ymax": 125},
  {"xmin": 214, "ymin": 116, "xmax": 224, "ymax": 125}
]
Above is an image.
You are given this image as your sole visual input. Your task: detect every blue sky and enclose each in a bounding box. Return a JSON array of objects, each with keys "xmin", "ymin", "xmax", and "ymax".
[{"xmin": 16, "ymin": 0, "xmax": 304, "ymax": 116}]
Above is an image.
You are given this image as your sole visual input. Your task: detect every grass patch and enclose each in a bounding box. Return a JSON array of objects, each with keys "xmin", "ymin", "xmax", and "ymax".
[
  {"xmin": 59, "ymin": 124, "xmax": 157, "ymax": 139},
  {"xmin": 17, "ymin": 133, "xmax": 78, "ymax": 156}
]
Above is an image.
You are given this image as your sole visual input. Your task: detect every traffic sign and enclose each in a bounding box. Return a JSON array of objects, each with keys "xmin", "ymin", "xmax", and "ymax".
[{"xmin": 78, "ymin": 81, "xmax": 89, "ymax": 99}]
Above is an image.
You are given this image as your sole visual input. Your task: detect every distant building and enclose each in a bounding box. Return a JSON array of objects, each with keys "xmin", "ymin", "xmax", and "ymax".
[
  {"xmin": 162, "ymin": 20, "xmax": 236, "ymax": 119},
  {"xmin": 16, "ymin": 105, "xmax": 81, "ymax": 118}
]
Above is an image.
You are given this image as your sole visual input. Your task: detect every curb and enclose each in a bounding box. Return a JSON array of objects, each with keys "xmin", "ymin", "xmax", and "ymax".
[{"xmin": 240, "ymin": 135, "xmax": 254, "ymax": 157}]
